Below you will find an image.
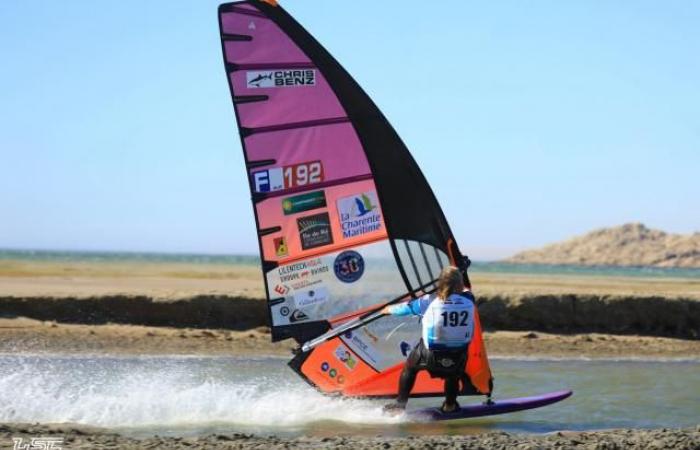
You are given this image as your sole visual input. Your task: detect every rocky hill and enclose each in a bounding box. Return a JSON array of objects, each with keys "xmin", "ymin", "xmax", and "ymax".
[{"xmin": 507, "ymin": 223, "xmax": 700, "ymax": 268}]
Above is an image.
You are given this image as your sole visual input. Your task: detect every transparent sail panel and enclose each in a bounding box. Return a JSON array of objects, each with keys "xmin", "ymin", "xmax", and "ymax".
[{"xmin": 266, "ymin": 240, "xmax": 405, "ymax": 328}]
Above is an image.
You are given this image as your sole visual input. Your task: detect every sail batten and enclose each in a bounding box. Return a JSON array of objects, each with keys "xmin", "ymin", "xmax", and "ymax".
[
  {"xmin": 222, "ymin": 33, "xmax": 253, "ymax": 41},
  {"xmin": 219, "ymin": 0, "xmax": 492, "ymax": 398},
  {"xmin": 241, "ymin": 116, "xmax": 350, "ymax": 136}
]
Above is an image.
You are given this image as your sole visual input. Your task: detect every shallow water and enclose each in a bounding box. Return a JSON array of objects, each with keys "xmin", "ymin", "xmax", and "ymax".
[{"xmin": 0, "ymin": 355, "xmax": 698, "ymax": 437}]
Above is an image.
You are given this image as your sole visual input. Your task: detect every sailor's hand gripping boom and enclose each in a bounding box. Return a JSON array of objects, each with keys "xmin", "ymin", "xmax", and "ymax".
[{"xmin": 299, "ymin": 281, "xmax": 439, "ymax": 353}]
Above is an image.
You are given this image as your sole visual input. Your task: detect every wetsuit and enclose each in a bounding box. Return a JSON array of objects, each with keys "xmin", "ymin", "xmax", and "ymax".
[{"xmin": 386, "ymin": 291, "xmax": 475, "ymax": 406}]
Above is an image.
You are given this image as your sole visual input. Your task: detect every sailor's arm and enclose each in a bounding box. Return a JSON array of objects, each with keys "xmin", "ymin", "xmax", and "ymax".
[{"xmin": 381, "ymin": 296, "xmax": 425, "ymax": 316}]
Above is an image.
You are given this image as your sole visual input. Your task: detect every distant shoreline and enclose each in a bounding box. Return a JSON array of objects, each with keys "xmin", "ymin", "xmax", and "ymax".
[{"xmin": 2, "ymin": 249, "xmax": 699, "ymax": 279}]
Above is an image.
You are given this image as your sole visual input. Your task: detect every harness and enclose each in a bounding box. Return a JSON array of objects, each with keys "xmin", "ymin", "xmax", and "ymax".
[{"xmin": 424, "ymin": 347, "xmax": 468, "ymax": 379}]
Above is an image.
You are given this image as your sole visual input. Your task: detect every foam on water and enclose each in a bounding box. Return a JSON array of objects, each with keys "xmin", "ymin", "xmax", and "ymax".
[
  {"xmin": 2, "ymin": 354, "xmax": 698, "ymax": 436},
  {"xmin": 0, "ymin": 355, "xmax": 400, "ymax": 429}
]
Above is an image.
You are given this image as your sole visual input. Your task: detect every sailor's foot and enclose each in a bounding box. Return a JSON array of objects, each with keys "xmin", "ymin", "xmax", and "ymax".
[
  {"xmin": 440, "ymin": 401, "xmax": 460, "ymax": 413},
  {"xmin": 382, "ymin": 402, "xmax": 406, "ymax": 414}
]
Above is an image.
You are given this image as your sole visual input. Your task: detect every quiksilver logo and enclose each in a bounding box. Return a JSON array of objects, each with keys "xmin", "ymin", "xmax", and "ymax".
[{"xmin": 246, "ymin": 70, "xmax": 316, "ymax": 88}]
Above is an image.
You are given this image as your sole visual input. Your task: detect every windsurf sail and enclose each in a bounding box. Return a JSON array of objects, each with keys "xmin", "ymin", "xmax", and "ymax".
[{"xmin": 218, "ymin": 0, "xmax": 492, "ymax": 398}]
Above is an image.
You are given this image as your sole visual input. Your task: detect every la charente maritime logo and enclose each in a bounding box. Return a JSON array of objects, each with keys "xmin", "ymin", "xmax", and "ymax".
[
  {"xmin": 336, "ymin": 191, "xmax": 382, "ymax": 239},
  {"xmin": 355, "ymin": 193, "xmax": 376, "ymax": 216}
]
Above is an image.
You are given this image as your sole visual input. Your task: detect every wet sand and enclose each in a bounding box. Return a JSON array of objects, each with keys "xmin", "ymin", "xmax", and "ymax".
[
  {"xmin": 2, "ymin": 423, "xmax": 699, "ymax": 449},
  {"xmin": 2, "ymin": 317, "xmax": 699, "ymax": 359}
]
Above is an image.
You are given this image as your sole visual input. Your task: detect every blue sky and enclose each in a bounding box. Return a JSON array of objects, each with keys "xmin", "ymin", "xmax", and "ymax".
[{"xmin": 1, "ymin": 1, "xmax": 698, "ymax": 260}]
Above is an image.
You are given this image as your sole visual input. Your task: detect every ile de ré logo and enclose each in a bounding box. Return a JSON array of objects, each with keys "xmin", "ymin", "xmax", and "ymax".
[
  {"xmin": 246, "ymin": 69, "xmax": 316, "ymax": 88},
  {"xmin": 12, "ymin": 437, "xmax": 63, "ymax": 450},
  {"xmin": 336, "ymin": 191, "xmax": 382, "ymax": 239}
]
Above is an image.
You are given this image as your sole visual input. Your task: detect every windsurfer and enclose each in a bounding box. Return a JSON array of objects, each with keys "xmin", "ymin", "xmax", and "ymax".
[{"xmin": 381, "ymin": 266, "xmax": 475, "ymax": 413}]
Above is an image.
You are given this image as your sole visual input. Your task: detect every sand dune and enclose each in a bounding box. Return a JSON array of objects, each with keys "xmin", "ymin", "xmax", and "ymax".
[{"xmin": 508, "ymin": 223, "xmax": 700, "ymax": 268}]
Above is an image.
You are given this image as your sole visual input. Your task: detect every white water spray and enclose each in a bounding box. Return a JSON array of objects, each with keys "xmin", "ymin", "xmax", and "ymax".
[{"xmin": 0, "ymin": 355, "xmax": 402, "ymax": 429}]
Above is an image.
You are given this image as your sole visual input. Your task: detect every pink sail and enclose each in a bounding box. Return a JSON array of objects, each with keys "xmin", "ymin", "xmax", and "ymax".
[{"xmin": 218, "ymin": 1, "xmax": 492, "ymax": 399}]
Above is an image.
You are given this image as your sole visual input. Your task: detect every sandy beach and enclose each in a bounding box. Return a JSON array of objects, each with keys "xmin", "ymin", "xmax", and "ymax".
[{"xmin": 2, "ymin": 257, "xmax": 699, "ymax": 300}]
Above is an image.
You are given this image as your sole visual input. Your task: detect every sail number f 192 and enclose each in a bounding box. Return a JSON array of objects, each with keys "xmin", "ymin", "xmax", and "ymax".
[{"xmin": 252, "ymin": 161, "xmax": 324, "ymax": 193}]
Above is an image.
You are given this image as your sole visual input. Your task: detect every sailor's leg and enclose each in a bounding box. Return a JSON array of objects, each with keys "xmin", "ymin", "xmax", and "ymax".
[
  {"xmin": 443, "ymin": 376, "xmax": 459, "ymax": 409},
  {"xmin": 395, "ymin": 342, "xmax": 424, "ymax": 406}
]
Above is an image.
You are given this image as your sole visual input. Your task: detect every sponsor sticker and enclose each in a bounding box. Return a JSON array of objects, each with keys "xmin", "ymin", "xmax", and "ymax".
[
  {"xmin": 293, "ymin": 286, "xmax": 329, "ymax": 309},
  {"xmin": 334, "ymin": 345, "xmax": 357, "ymax": 370},
  {"xmin": 334, "ymin": 250, "xmax": 365, "ymax": 283},
  {"xmin": 273, "ymin": 236, "xmax": 288, "ymax": 257},
  {"xmin": 273, "ymin": 284, "xmax": 290, "ymax": 296},
  {"xmin": 246, "ymin": 69, "xmax": 316, "ymax": 88},
  {"xmin": 290, "ymin": 278, "xmax": 323, "ymax": 291},
  {"xmin": 252, "ymin": 161, "xmax": 324, "ymax": 193},
  {"xmin": 336, "ymin": 191, "xmax": 382, "ymax": 239},
  {"xmin": 277, "ymin": 258, "xmax": 329, "ymax": 283},
  {"xmin": 252, "ymin": 167, "xmax": 283, "ymax": 193},
  {"xmin": 362, "ymin": 328, "xmax": 379, "ymax": 344},
  {"xmin": 298, "ymin": 212, "xmax": 333, "ymax": 250},
  {"xmin": 289, "ymin": 309, "xmax": 309, "ymax": 323},
  {"xmin": 282, "ymin": 190, "xmax": 326, "ymax": 215},
  {"xmin": 343, "ymin": 329, "xmax": 382, "ymax": 365}
]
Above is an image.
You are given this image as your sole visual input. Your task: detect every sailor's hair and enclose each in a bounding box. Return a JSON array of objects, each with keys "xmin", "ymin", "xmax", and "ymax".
[{"xmin": 436, "ymin": 266, "xmax": 464, "ymax": 300}]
